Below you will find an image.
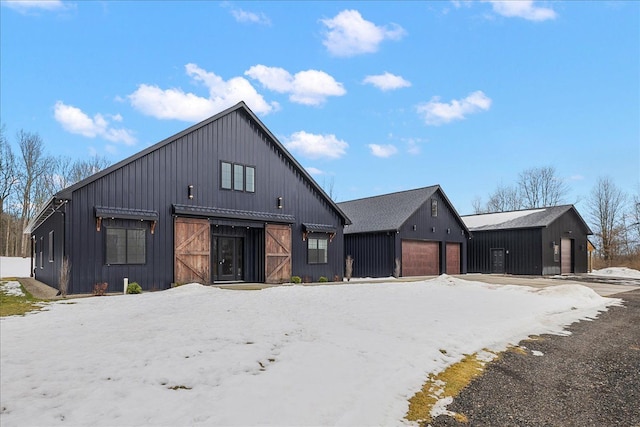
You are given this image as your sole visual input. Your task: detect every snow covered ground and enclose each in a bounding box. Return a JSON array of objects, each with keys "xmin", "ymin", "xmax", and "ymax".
[
  {"xmin": 0, "ymin": 257, "xmax": 31, "ymax": 278},
  {"xmin": 589, "ymin": 267, "xmax": 640, "ymax": 279},
  {"xmin": 0, "ymin": 276, "xmax": 619, "ymax": 426}
]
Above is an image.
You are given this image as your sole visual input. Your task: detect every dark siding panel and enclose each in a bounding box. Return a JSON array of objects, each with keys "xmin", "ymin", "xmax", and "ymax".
[
  {"xmin": 344, "ymin": 232, "xmax": 395, "ymax": 278},
  {"xmin": 541, "ymin": 210, "xmax": 590, "ymax": 274},
  {"xmin": 32, "ymin": 209, "xmax": 65, "ymax": 287},
  {"xmin": 467, "ymin": 229, "xmax": 542, "ymax": 275}
]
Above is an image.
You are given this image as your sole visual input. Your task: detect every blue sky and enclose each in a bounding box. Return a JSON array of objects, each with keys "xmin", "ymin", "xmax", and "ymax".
[{"xmin": 1, "ymin": 0, "xmax": 638, "ymax": 215}]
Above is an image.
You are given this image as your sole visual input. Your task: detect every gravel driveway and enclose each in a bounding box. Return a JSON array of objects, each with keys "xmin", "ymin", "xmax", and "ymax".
[{"xmin": 431, "ymin": 288, "xmax": 640, "ymax": 427}]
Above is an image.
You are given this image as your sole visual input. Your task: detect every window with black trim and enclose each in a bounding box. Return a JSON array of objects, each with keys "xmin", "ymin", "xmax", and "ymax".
[
  {"xmin": 48, "ymin": 231, "xmax": 54, "ymax": 262},
  {"xmin": 221, "ymin": 162, "xmax": 232, "ymax": 190},
  {"xmin": 106, "ymin": 228, "xmax": 146, "ymax": 265},
  {"xmin": 220, "ymin": 161, "xmax": 256, "ymax": 192},
  {"xmin": 39, "ymin": 237, "xmax": 44, "ymax": 269},
  {"xmin": 431, "ymin": 199, "xmax": 438, "ymax": 217},
  {"xmin": 308, "ymin": 237, "xmax": 328, "ymax": 264}
]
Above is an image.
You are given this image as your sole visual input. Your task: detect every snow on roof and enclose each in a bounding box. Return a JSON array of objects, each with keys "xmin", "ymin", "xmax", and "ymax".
[{"xmin": 462, "ymin": 208, "xmax": 546, "ymax": 229}]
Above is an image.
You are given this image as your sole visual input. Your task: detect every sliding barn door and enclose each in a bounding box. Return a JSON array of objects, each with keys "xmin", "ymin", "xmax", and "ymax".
[
  {"xmin": 265, "ymin": 224, "xmax": 291, "ymax": 284},
  {"xmin": 174, "ymin": 217, "xmax": 210, "ymax": 284}
]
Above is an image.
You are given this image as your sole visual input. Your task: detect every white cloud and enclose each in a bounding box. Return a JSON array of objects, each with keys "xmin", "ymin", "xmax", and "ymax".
[
  {"xmin": 230, "ymin": 7, "xmax": 271, "ymax": 25},
  {"xmin": 53, "ymin": 101, "xmax": 136, "ymax": 145},
  {"xmin": 416, "ymin": 91, "xmax": 492, "ymax": 126},
  {"xmin": 320, "ymin": 10, "xmax": 406, "ymax": 57},
  {"xmin": 284, "ymin": 131, "xmax": 348, "ymax": 159},
  {"xmin": 245, "ymin": 65, "xmax": 346, "ymax": 106},
  {"xmin": 128, "ymin": 64, "xmax": 278, "ymax": 121},
  {"xmin": 305, "ymin": 167, "xmax": 325, "ymax": 176},
  {"xmin": 484, "ymin": 1, "xmax": 556, "ymax": 21},
  {"xmin": 362, "ymin": 72, "xmax": 411, "ymax": 91},
  {"xmin": 2, "ymin": 0, "xmax": 69, "ymax": 13},
  {"xmin": 368, "ymin": 144, "xmax": 398, "ymax": 158}
]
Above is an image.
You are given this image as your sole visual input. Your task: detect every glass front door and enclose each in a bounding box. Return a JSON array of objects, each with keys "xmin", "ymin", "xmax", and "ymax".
[{"xmin": 213, "ymin": 236, "xmax": 243, "ymax": 282}]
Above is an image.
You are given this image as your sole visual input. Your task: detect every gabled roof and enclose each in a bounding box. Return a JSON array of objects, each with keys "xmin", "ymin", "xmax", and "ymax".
[
  {"xmin": 26, "ymin": 102, "xmax": 350, "ymax": 233},
  {"xmin": 338, "ymin": 185, "xmax": 469, "ymax": 235},
  {"xmin": 461, "ymin": 205, "xmax": 593, "ymax": 234}
]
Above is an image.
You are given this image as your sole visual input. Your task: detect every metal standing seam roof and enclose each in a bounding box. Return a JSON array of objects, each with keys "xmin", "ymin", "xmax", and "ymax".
[
  {"xmin": 338, "ymin": 186, "xmax": 441, "ymax": 234},
  {"xmin": 461, "ymin": 205, "xmax": 593, "ymax": 233}
]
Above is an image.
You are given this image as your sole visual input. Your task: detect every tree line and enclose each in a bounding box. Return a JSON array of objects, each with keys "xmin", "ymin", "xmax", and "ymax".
[
  {"xmin": 472, "ymin": 166, "xmax": 639, "ymax": 267},
  {"xmin": 1, "ymin": 126, "xmax": 110, "ymax": 257}
]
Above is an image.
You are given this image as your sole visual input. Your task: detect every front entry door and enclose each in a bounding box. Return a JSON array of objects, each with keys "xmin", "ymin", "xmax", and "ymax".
[
  {"xmin": 490, "ymin": 248, "xmax": 505, "ymax": 274},
  {"xmin": 213, "ymin": 236, "xmax": 243, "ymax": 282}
]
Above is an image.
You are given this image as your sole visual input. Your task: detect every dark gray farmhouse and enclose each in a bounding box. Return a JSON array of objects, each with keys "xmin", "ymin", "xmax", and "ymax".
[
  {"xmin": 462, "ymin": 205, "xmax": 592, "ymax": 275},
  {"xmin": 338, "ymin": 186, "xmax": 470, "ymax": 278},
  {"xmin": 26, "ymin": 102, "xmax": 350, "ymax": 294}
]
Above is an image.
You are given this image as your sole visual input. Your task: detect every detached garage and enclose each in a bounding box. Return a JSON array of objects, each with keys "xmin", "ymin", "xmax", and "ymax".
[
  {"xmin": 462, "ymin": 205, "xmax": 592, "ymax": 276},
  {"xmin": 338, "ymin": 186, "xmax": 470, "ymax": 278}
]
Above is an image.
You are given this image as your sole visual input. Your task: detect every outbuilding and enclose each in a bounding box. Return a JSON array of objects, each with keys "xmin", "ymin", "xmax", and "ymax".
[
  {"xmin": 338, "ymin": 186, "xmax": 470, "ymax": 278},
  {"xmin": 462, "ymin": 205, "xmax": 592, "ymax": 275},
  {"xmin": 26, "ymin": 102, "xmax": 350, "ymax": 294}
]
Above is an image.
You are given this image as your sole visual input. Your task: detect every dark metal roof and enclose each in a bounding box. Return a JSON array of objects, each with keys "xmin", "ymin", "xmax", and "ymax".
[
  {"xmin": 338, "ymin": 185, "xmax": 469, "ymax": 235},
  {"xmin": 461, "ymin": 205, "xmax": 593, "ymax": 234},
  {"xmin": 95, "ymin": 206, "xmax": 158, "ymax": 221},
  {"xmin": 302, "ymin": 223, "xmax": 337, "ymax": 234},
  {"xmin": 173, "ymin": 204, "xmax": 295, "ymax": 224}
]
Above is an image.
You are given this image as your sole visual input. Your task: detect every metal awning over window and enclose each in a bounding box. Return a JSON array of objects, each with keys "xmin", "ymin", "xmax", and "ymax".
[
  {"xmin": 302, "ymin": 222, "xmax": 337, "ymax": 242},
  {"xmin": 94, "ymin": 206, "xmax": 159, "ymax": 233},
  {"xmin": 173, "ymin": 204, "xmax": 295, "ymax": 224}
]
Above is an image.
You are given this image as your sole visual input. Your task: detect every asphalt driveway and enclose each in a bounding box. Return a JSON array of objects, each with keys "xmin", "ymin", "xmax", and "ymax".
[{"xmin": 431, "ymin": 287, "xmax": 640, "ymax": 427}]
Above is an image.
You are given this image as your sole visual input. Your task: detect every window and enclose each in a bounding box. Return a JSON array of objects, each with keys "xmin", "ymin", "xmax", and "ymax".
[
  {"xmin": 246, "ymin": 166, "xmax": 255, "ymax": 193},
  {"xmin": 431, "ymin": 199, "xmax": 438, "ymax": 217},
  {"xmin": 39, "ymin": 237, "xmax": 44, "ymax": 269},
  {"xmin": 308, "ymin": 237, "xmax": 328, "ymax": 264},
  {"xmin": 106, "ymin": 228, "xmax": 146, "ymax": 265},
  {"xmin": 233, "ymin": 164, "xmax": 244, "ymax": 191},
  {"xmin": 553, "ymin": 244, "xmax": 560, "ymax": 262},
  {"xmin": 221, "ymin": 162, "xmax": 232, "ymax": 190},
  {"xmin": 48, "ymin": 231, "xmax": 54, "ymax": 262},
  {"xmin": 221, "ymin": 161, "xmax": 255, "ymax": 192}
]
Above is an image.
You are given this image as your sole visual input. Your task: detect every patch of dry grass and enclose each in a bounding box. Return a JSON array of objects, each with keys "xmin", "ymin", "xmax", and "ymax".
[
  {"xmin": 0, "ymin": 280, "xmax": 45, "ymax": 317},
  {"xmin": 406, "ymin": 351, "xmax": 496, "ymax": 425}
]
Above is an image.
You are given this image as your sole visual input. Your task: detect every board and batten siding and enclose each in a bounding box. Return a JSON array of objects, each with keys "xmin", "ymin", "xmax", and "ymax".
[
  {"xmin": 467, "ymin": 229, "xmax": 543, "ymax": 275},
  {"xmin": 540, "ymin": 210, "xmax": 589, "ymax": 275},
  {"xmin": 65, "ymin": 108, "xmax": 344, "ymax": 294}
]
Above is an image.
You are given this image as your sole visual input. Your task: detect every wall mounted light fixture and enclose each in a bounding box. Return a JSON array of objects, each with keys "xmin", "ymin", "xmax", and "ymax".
[
  {"xmin": 431, "ymin": 227, "xmax": 436, "ymax": 232},
  {"xmin": 413, "ymin": 225, "xmax": 417, "ymax": 231},
  {"xmin": 277, "ymin": 197, "xmax": 283, "ymax": 209},
  {"xmin": 188, "ymin": 185, "xmax": 194, "ymax": 199}
]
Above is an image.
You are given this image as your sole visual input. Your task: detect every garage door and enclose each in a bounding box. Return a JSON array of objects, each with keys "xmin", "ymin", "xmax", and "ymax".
[
  {"xmin": 402, "ymin": 240, "xmax": 439, "ymax": 276},
  {"xmin": 446, "ymin": 242, "xmax": 461, "ymax": 274},
  {"xmin": 561, "ymin": 238, "xmax": 573, "ymax": 274}
]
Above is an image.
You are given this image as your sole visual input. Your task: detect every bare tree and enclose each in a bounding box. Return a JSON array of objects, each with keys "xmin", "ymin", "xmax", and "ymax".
[
  {"xmin": 586, "ymin": 177, "xmax": 627, "ymax": 264},
  {"xmin": 0, "ymin": 126, "xmax": 19, "ymax": 256},
  {"xmin": 486, "ymin": 183, "xmax": 522, "ymax": 212},
  {"xmin": 16, "ymin": 130, "xmax": 52, "ymax": 256},
  {"xmin": 44, "ymin": 155, "xmax": 111, "ymax": 196},
  {"xmin": 471, "ymin": 196, "xmax": 485, "ymax": 214},
  {"xmin": 518, "ymin": 166, "xmax": 569, "ymax": 208}
]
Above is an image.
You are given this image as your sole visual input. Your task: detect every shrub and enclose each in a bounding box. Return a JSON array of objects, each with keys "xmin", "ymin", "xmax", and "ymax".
[
  {"xmin": 291, "ymin": 276, "xmax": 302, "ymax": 284},
  {"xmin": 127, "ymin": 282, "xmax": 142, "ymax": 294},
  {"xmin": 318, "ymin": 276, "xmax": 328, "ymax": 283}
]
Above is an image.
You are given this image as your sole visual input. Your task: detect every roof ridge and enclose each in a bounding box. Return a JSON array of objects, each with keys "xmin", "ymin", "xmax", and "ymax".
[{"xmin": 338, "ymin": 185, "xmax": 439, "ymax": 205}]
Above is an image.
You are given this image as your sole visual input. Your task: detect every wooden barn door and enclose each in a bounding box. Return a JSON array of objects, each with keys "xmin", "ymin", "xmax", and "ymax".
[
  {"xmin": 445, "ymin": 243, "xmax": 461, "ymax": 274},
  {"xmin": 174, "ymin": 217, "xmax": 210, "ymax": 284},
  {"xmin": 561, "ymin": 238, "xmax": 573, "ymax": 274},
  {"xmin": 265, "ymin": 224, "xmax": 291, "ymax": 284}
]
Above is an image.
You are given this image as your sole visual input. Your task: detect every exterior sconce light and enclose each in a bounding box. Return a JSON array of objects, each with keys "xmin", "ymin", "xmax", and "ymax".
[
  {"xmin": 431, "ymin": 227, "xmax": 436, "ymax": 232},
  {"xmin": 412, "ymin": 225, "xmax": 417, "ymax": 231},
  {"xmin": 277, "ymin": 197, "xmax": 283, "ymax": 209},
  {"xmin": 447, "ymin": 228, "xmax": 450, "ymax": 234},
  {"xmin": 188, "ymin": 185, "xmax": 194, "ymax": 199}
]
